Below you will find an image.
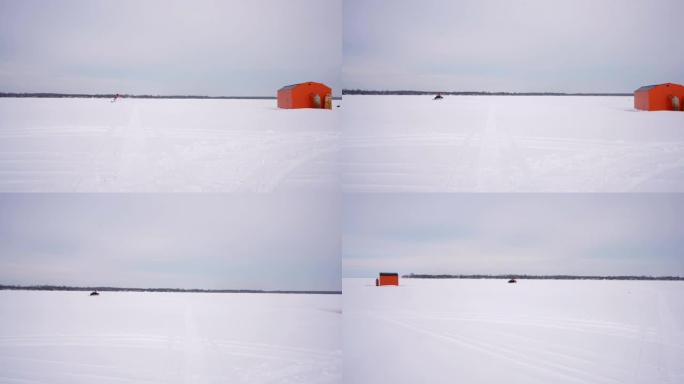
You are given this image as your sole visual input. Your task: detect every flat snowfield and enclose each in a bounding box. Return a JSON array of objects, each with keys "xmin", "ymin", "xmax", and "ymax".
[
  {"xmin": 344, "ymin": 278, "xmax": 684, "ymax": 384},
  {"xmin": 0, "ymin": 98, "xmax": 338, "ymax": 192},
  {"xmin": 342, "ymin": 96, "xmax": 684, "ymax": 192},
  {"xmin": 0, "ymin": 291, "xmax": 341, "ymax": 384}
]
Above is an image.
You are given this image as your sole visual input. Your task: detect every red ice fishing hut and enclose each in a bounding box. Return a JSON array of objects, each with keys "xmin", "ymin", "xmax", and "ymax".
[
  {"xmin": 376, "ymin": 273, "xmax": 399, "ymax": 286},
  {"xmin": 634, "ymin": 83, "xmax": 684, "ymax": 111},
  {"xmin": 277, "ymin": 82, "xmax": 332, "ymax": 109}
]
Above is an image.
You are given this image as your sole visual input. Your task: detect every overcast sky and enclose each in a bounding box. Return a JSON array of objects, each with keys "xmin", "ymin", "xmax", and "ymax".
[
  {"xmin": 344, "ymin": 0, "xmax": 684, "ymax": 93},
  {"xmin": 0, "ymin": 194, "xmax": 341, "ymax": 291},
  {"xmin": 343, "ymin": 194, "xmax": 684, "ymax": 277},
  {"xmin": 0, "ymin": 0, "xmax": 341, "ymax": 96}
]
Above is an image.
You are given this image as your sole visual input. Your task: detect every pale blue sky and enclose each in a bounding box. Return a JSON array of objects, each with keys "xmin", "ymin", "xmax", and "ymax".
[
  {"xmin": 343, "ymin": 194, "xmax": 684, "ymax": 277},
  {"xmin": 344, "ymin": 0, "xmax": 684, "ymax": 93},
  {"xmin": 0, "ymin": 194, "xmax": 341, "ymax": 291},
  {"xmin": 0, "ymin": 0, "xmax": 341, "ymax": 96}
]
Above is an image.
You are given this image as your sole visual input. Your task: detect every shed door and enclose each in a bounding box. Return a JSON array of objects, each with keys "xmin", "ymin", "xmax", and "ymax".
[{"xmin": 312, "ymin": 94, "xmax": 322, "ymax": 108}]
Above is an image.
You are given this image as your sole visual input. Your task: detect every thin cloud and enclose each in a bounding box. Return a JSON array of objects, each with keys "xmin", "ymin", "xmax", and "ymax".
[
  {"xmin": 344, "ymin": 0, "xmax": 684, "ymax": 92},
  {"xmin": 0, "ymin": 193, "xmax": 341, "ymax": 291},
  {"xmin": 343, "ymin": 194, "xmax": 684, "ymax": 277},
  {"xmin": 0, "ymin": 0, "xmax": 342, "ymax": 95}
]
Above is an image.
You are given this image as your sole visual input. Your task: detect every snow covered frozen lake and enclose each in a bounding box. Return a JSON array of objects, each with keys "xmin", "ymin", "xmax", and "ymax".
[
  {"xmin": 343, "ymin": 95, "xmax": 684, "ymax": 192},
  {"xmin": 343, "ymin": 278, "xmax": 684, "ymax": 384},
  {"xmin": 0, "ymin": 290, "xmax": 341, "ymax": 384},
  {"xmin": 0, "ymin": 98, "xmax": 339, "ymax": 192}
]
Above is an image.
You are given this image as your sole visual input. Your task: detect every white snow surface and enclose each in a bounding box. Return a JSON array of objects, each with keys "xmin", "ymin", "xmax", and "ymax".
[
  {"xmin": 343, "ymin": 278, "xmax": 684, "ymax": 384},
  {"xmin": 0, "ymin": 291, "xmax": 341, "ymax": 383},
  {"xmin": 343, "ymin": 96, "xmax": 684, "ymax": 192},
  {"xmin": 0, "ymin": 98, "xmax": 339, "ymax": 192}
]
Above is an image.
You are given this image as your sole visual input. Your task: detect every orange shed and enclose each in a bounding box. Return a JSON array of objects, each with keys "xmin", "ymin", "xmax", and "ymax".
[
  {"xmin": 376, "ymin": 272, "xmax": 399, "ymax": 286},
  {"xmin": 277, "ymin": 82, "xmax": 332, "ymax": 109},
  {"xmin": 634, "ymin": 83, "xmax": 684, "ymax": 111}
]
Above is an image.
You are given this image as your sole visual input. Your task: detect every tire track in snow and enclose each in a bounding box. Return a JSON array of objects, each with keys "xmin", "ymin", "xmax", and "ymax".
[
  {"xmin": 243, "ymin": 134, "xmax": 339, "ymax": 192},
  {"xmin": 343, "ymin": 133, "xmax": 473, "ymax": 192},
  {"xmin": 210, "ymin": 340, "xmax": 339, "ymax": 360},
  {"xmin": 434, "ymin": 320, "xmax": 637, "ymax": 379},
  {"xmin": 0, "ymin": 375, "xmax": 48, "ymax": 384},
  {"xmin": 626, "ymin": 159, "xmax": 684, "ymax": 192},
  {"xmin": 0, "ymin": 355, "xmax": 165, "ymax": 384},
  {"xmin": 391, "ymin": 313, "xmax": 654, "ymax": 341},
  {"xmin": 497, "ymin": 118, "xmax": 533, "ymax": 189},
  {"xmin": 0, "ymin": 333, "xmax": 339, "ymax": 383},
  {"xmin": 435, "ymin": 326, "xmax": 623, "ymax": 384},
  {"xmin": 390, "ymin": 310, "xmax": 650, "ymax": 334},
  {"xmin": 472, "ymin": 100, "xmax": 532, "ymax": 191},
  {"xmin": 652, "ymin": 291, "xmax": 682, "ymax": 383},
  {"xmin": 369, "ymin": 312, "xmax": 622, "ymax": 384},
  {"xmin": 109, "ymin": 104, "xmax": 150, "ymax": 190},
  {"xmin": 182, "ymin": 305, "xmax": 205, "ymax": 384},
  {"xmin": 0, "ymin": 334, "xmax": 341, "ymax": 359},
  {"xmin": 474, "ymin": 102, "xmax": 501, "ymax": 191},
  {"xmin": 445, "ymin": 115, "xmax": 480, "ymax": 189}
]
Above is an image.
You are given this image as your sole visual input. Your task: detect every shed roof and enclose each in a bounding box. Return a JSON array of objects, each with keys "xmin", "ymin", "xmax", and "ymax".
[
  {"xmin": 635, "ymin": 83, "xmax": 683, "ymax": 93},
  {"xmin": 379, "ymin": 272, "xmax": 399, "ymax": 277},
  {"xmin": 278, "ymin": 82, "xmax": 330, "ymax": 91},
  {"xmin": 635, "ymin": 85, "xmax": 657, "ymax": 92},
  {"xmin": 279, "ymin": 83, "xmax": 301, "ymax": 91}
]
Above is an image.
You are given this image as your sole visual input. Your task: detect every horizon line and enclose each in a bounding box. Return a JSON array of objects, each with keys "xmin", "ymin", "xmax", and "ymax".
[
  {"xmin": 342, "ymin": 89, "xmax": 633, "ymax": 96},
  {"xmin": 0, "ymin": 284, "xmax": 341, "ymax": 295},
  {"xmin": 0, "ymin": 92, "xmax": 343, "ymax": 100},
  {"xmin": 401, "ymin": 273, "xmax": 684, "ymax": 281}
]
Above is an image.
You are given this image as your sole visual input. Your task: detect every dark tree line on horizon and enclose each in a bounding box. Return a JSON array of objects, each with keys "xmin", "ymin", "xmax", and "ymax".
[
  {"xmin": 1, "ymin": 91, "xmax": 629, "ymax": 98},
  {"xmin": 342, "ymin": 89, "xmax": 632, "ymax": 96},
  {"xmin": 0, "ymin": 284, "xmax": 341, "ymax": 294},
  {"xmin": 403, "ymin": 273, "xmax": 684, "ymax": 281},
  {"xmin": 0, "ymin": 92, "xmax": 343, "ymax": 100},
  {"xmin": 0, "ymin": 92, "xmax": 276, "ymax": 100}
]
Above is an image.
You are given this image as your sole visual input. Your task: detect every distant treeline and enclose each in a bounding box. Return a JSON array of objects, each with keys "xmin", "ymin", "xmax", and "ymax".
[
  {"xmin": 343, "ymin": 89, "xmax": 632, "ymax": 96},
  {"xmin": 0, "ymin": 92, "xmax": 275, "ymax": 100},
  {"xmin": 403, "ymin": 274, "xmax": 684, "ymax": 281},
  {"xmin": 0, "ymin": 284, "xmax": 341, "ymax": 294},
  {"xmin": 0, "ymin": 92, "xmax": 343, "ymax": 100}
]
